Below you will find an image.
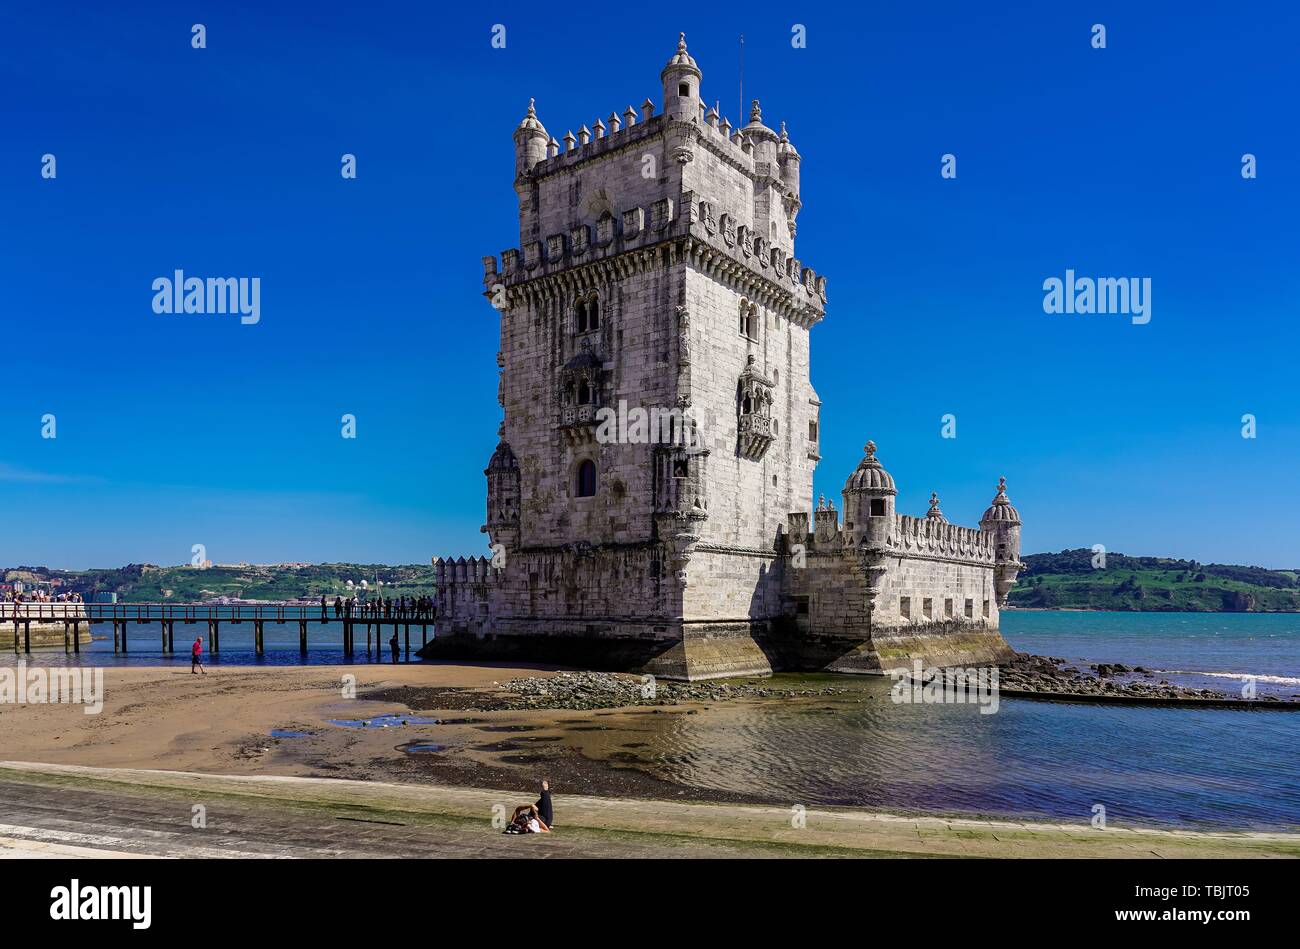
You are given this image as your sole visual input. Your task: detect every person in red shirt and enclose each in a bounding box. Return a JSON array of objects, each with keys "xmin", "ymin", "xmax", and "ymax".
[{"xmin": 191, "ymin": 637, "xmax": 206, "ymax": 675}]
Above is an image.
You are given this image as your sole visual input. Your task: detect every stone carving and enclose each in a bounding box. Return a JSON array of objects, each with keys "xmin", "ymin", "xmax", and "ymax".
[
  {"xmin": 622, "ymin": 207, "xmax": 644, "ymax": 240},
  {"xmin": 720, "ymin": 213, "xmax": 737, "ymax": 247}
]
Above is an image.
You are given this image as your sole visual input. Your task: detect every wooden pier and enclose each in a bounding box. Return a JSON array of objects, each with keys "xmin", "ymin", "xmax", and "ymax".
[{"xmin": 2, "ymin": 603, "xmax": 433, "ymax": 659}]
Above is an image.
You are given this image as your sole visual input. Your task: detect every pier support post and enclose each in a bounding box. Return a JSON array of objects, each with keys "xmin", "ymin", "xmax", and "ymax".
[
  {"xmin": 404, "ymin": 623, "xmax": 410, "ymax": 658},
  {"xmin": 366, "ymin": 624, "xmax": 372, "ymax": 656},
  {"xmin": 73, "ymin": 620, "xmax": 80, "ymax": 654},
  {"xmin": 64, "ymin": 621, "xmax": 70, "ymax": 654},
  {"xmin": 299, "ymin": 620, "xmax": 308, "ymax": 654},
  {"xmin": 23, "ymin": 621, "xmax": 31, "ymax": 654},
  {"xmin": 254, "ymin": 619, "xmax": 264, "ymax": 656},
  {"xmin": 167, "ymin": 621, "xmax": 174, "ymax": 653}
]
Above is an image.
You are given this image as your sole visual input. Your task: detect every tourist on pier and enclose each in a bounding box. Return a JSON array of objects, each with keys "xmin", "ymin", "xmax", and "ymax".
[
  {"xmin": 191, "ymin": 636, "xmax": 206, "ymax": 675},
  {"xmin": 320, "ymin": 594, "xmax": 327, "ymax": 619},
  {"xmin": 334, "ymin": 596, "xmax": 342, "ymax": 619},
  {"xmin": 536, "ymin": 779, "xmax": 554, "ymax": 828}
]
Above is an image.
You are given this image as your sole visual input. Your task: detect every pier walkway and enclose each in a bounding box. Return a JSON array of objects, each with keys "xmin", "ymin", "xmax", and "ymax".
[{"xmin": 1, "ymin": 602, "xmax": 434, "ymax": 658}]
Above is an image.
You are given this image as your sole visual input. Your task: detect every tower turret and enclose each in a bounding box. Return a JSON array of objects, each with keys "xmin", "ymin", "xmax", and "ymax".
[
  {"xmin": 513, "ymin": 99, "xmax": 548, "ymax": 180},
  {"xmin": 660, "ymin": 33, "xmax": 701, "ymax": 122},
  {"xmin": 483, "ymin": 437, "xmax": 521, "ymax": 551},
  {"xmin": 742, "ymin": 99, "xmax": 780, "ymax": 165},
  {"xmin": 777, "ymin": 122, "xmax": 802, "ymax": 230},
  {"xmin": 842, "ymin": 440, "xmax": 896, "ymax": 549},
  {"xmin": 980, "ymin": 477, "xmax": 1023, "ymax": 606}
]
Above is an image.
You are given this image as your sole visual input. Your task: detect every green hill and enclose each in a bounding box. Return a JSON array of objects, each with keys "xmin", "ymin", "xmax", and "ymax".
[
  {"xmin": 4, "ymin": 563, "xmax": 438, "ymax": 603},
  {"xmin": 1010, "ymin": 549, "xmax": 1300, "ymax": 612}
]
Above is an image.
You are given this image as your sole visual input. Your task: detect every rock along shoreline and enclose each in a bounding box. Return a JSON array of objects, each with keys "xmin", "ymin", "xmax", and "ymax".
[{"xmin": 364, "ymin": 654, "xmax": 1298, "ymax": 713}]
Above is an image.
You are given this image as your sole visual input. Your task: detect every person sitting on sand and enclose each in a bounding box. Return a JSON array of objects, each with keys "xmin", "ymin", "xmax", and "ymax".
[{"xmin": 503, "ymin": 803, "xmax": 550, "ymax": 835}]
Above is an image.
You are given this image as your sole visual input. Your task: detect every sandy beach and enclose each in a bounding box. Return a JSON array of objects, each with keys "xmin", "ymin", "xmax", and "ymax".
[{"xmin": 1, "ymin": 662, "xmax": 1297, "ymax": 858}]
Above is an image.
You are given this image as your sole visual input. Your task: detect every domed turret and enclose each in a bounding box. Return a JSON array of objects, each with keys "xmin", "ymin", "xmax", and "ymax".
[
  {"xmin": 842, "ymin": 440, "xmax": 896, "ymax": 547},
  {"xmin": 777, "ymin": 121, "xmax": 802, "ymax": 215},
  {"xmin": 925, "ymin": 491, "xmax": 946, "ymax": 523},
  {"xmin": 483, "ymin": 439, "xmax": 521, "ymax": 546},
  {"xmin": 660, "ymin": 33, "xmax": 701, "ymax": 122},
  {"xmin": 980, "ymin": 477, "xmax": 1023, "ymax": 607},
  {"xmin": 513, "ymin": 99, "xmax": 548, "ymax": 178}
]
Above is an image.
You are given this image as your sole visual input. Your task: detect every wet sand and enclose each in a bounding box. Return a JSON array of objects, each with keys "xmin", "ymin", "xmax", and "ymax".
[
  {"xmin": 1, "ymin": 663, "xmax": 726, "ymax": 802},
  {"xmin": 3, "ymin": 663, "xmax": 1298, "ymax": 857}
]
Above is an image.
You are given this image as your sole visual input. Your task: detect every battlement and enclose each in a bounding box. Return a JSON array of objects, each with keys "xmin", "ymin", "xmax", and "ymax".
[
  {"xmin": 529, "ymin": 103, "xmax": 664, "ymax": 177},
  {"xmin": 526, "ymin": 96, "xmax": 775, "ymax": 180},
  {"xmin": 893, "ymin": 514, "xmax": 996, "ymax": 563},
  {"xmin": 784, "ymin": 509, "xmax": 996, "ymax": 565},
  {"xmin": 482, "ymin": 189, "xmax": 827, "ymax": 323},
  {"xmin": 433, "ymin": 555, "xmax": 495, "ymax": 585}
]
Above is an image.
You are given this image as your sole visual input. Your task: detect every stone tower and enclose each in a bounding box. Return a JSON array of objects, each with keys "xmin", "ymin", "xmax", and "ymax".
[{"xmin": 430, "ymin": 36, "xmax": 1019, "ymax": 680}]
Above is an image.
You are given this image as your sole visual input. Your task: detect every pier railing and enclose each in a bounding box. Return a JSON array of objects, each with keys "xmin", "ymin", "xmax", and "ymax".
[
  {"xmin": 4, "ymin": 601, "xmax": 436, "ymax": 657},
  {"xmin": 3, "ymin": 603, "xmax": 435, "ymax": 622}
]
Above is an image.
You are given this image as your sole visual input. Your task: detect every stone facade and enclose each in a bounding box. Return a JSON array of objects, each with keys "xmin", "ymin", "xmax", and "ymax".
[{"xmin": 426, "ymin": 36, "xmax": 1023, "ymax": 679}]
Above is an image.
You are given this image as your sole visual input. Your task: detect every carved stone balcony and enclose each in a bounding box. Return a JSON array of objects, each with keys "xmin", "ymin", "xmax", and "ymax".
[
  {"xmin": 738, "ymin": 412, "xmax": 774, "ymax": 460},
  {"xmin": 560, "ymin": 402, "xmax": 599, "ymax": 446}
]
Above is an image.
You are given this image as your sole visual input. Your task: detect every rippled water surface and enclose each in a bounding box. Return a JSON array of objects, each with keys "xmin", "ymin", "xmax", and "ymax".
[{"xmin": 582, "ymin": 613, "xmax": 1300, "ymax": 830}]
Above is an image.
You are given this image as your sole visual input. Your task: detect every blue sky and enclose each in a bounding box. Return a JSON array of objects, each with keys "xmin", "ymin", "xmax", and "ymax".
[{"xmin": 3, "ymin": 1, "xmax": 1297, "ymax": 569}]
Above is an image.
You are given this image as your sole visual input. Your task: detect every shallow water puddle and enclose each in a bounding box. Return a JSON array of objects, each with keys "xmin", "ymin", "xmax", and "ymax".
[
  {"xmin": 400, "ymin": 741, "xmax": 447, "ymax": 754},
  {"xmin": 327, "ymin": 713, "xmax": 439, "ymax": 728}
]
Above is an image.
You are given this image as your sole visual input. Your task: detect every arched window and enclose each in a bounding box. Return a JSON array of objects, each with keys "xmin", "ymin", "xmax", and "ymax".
[
  {"xmin": 575, "ymin": 294, "xmax": 599, "ymax": 334},
  {"xmin": 738, "ymin": 300, "xmax": 757, "ymax": 339},
  {"xmin": 576, "ymin": 459, "xmax": 597, "ymax": 497},
  {"xmin": 577, "ymin": 380, "xmax": 591, "ymax": 404}
]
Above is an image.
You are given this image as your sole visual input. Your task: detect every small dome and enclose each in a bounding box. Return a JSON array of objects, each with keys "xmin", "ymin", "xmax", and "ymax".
[
  {"xmin": 515, "ymin": 98, "xmax": 547, "ymax": 137},
  {"xmin": 777, "ymin": 121, "xmax": 801, "ymax": 160},
  {"xmin": 981, "ymin": 477, "xmax": 1021, "ymax": 524},
  {"xmin": 485, "ymin": 440, "xmax": 518, "ymax": 473},
  {"xmin": 661, "ymin": 33, "xmax": 700, "ymax": 77},
  {"xmin": 843, "ymin": 440, "xmax": 897, "ymax": 495}
]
